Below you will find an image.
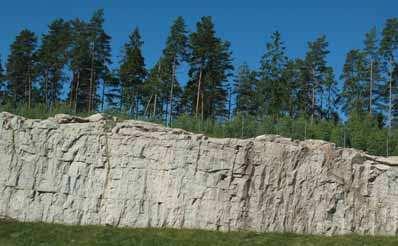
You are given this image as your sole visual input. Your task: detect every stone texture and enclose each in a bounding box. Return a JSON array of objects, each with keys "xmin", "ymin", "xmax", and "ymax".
[{"xmin": 1, "ymin": 112, "xmax": 398, "ymax": 235}]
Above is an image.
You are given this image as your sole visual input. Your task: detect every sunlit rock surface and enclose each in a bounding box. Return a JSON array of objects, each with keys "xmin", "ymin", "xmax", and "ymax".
[{"xmin": 1, "ymin": 112, "xmax": 398, "ymax": 235}]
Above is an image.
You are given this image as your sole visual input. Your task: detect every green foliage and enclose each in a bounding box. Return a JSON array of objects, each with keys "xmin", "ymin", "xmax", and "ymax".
[
  {"xmin": 1, "ymin": 220, "xmax": 398, "ymax": 246},
  {"xmin": 67, "ymin": 9, "xmax": 112, "ymax": 113},
  {"xmin": 258, "ymin": 31, "xmax": 289, "ymax": 116},
  {"xmin": 1, "ymin": 12, "xmax": 398, "ymax": 157},
  {"xmin": 6, "ymin": 29, "xmax": 37, "ymax": 108},
  {"xmin": 234, "ymin": 64, "xmax": 257, "ymax": 115},
  {"xmin": 161, "ymin": 17, "xmax": 189, "ymax": 126},
  {"xmin": 304, "ymin": 35, "xmax": 335, "ymax": 120},
  {"xmin": 341, "ymin": 49, "xmax": 368, "ymax": 114},
  {"xmin": 36, "ymin": 18, "xmax": 71, "ymax": 109},
  {"xmin": 184, "ymin": 16, "xmax": 233, "ymax": 119},
  {"xmin": 119, "ymin": 27, "xmax": 147, "ymax": 114}
]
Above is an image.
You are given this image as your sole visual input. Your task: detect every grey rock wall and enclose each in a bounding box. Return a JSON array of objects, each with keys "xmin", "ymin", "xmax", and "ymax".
[{"xmin": 1, "ymin": 112, "xmax": 398, "ymax": 235}]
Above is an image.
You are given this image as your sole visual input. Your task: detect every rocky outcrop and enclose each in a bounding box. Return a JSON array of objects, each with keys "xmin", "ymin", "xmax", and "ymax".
[{"xmin": 1, "ymin": 112, "xmax": 398, "ymax": 236}]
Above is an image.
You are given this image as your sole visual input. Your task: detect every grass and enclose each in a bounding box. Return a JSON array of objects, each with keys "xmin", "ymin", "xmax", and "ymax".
[{"xmin": 1, "ymin": 220, "xmax": 398, "ymax": 246}]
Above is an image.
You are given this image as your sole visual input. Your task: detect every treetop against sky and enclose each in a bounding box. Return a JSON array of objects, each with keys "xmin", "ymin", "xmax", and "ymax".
[{"xmin": 0, "ymin": 0, "xmax": 395, "ymax": 82}]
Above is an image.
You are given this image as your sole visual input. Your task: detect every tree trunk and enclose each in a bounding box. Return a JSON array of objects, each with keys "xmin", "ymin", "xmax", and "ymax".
[
  {"xmin": 311, "ymin": 68, "xmax": 316, "ymax": 124},
  {"xmin": 387, "ymin": 58, "xmax": 392, "ymax": 157},
  {"xmin": 51, "ymin": 70, "xmax": 56, "ymax": 111},
  {"xmin": 44, "ymin": 70, "xmax": 49, "ymax": 111},
  {"xmin": 101, "ymin": 79, "xmax": 105, "ymax": 112},
  {"xmin": 119, "ymin": 86, "xmax": 124, "ymax": 112},
  {"xmin": 168, "ymin": 61, "xmax": 176, "ymax": 127},
  {"xmin": 74, "ymin": 71, "xmax": 80, "ymax": 114},
  {"xmin": 369, "ymin": 59, "xmax": 373, "ymax": 115},
  {"xmin": 201, "ymin": 92, "xmax": 204, "ymax": 122},
  {"xmin": 69, "ymin": 72, "xmax": 75, "ymax": 109},
  {"xmin": 311, "ymin": 86, "xmax": 315, "ymax": 124},
  {"xmin": 28, "ymin": 65, "xmax": 32, "ymax": 110},
  {"xmin": 327, "ymin": 86, "xmax": 332, "ymax": 120},
  {"xmin": 228, "ymin": 86, "xmax": 232, "ymax": 120},
  {"xmin": 144, "ymin": 94, "xmax": 153, "ymax": 117},
  {"xmin": 88, "ymin": 41, "xmax": 95, "ymax": 112},
  {"xmin": 195, "ymin": 68, "xmax": 203, "ymax": 118},
  {"xmin": 129, "ymin": 90, "xmax": 135, "ymax": 116},
  {"xmin": 153, "ymin": 94, "xmax": 157, "ymax": 118}
]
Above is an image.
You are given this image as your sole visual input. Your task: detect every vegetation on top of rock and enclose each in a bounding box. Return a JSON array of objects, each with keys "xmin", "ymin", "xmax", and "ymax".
[
  {"xmin": 0, "ymin": 11, "xmax": 397, "ymax": 156},
  {"xmin": 1, "ymin": 105, "xmax": 398, "ymax": 157}
]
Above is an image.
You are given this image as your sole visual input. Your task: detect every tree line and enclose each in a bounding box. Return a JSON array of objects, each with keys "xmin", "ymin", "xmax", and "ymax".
[{"xmin": 0, "ymin": 10, "xmax": 397, "ymax": 156}]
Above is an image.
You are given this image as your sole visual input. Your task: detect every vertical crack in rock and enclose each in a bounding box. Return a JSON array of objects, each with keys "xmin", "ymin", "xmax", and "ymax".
[
  {"xmin": 229, "ymin": 145, "xmax": 241, "ymax": 187},
  {"xmin": 117, "ymin": 200, "xmax": 127, "ymax": 226},
  {"xmin": 139, "ymin": 169, "xmax": 148, "ymax": 214},
  {"xmin": 238, "ymin": 141, "xmax": 255, "ymax": 228},
  {"xmin": 194, "ymin": 140, "xmax": 202, "ymax": 175},
  {"xmin": 98, "ymin": 132, "xmax": 111, "ymax": 212}
]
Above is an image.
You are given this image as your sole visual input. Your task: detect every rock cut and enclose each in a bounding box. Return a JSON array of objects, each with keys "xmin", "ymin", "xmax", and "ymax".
[{"xmin": 1, "ymin": 112, "xmax": 398, "ymax": 235}]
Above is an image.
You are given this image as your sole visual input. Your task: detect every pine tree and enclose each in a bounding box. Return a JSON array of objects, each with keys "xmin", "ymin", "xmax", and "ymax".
[
  {"xmin": 185, "ymin": 16, "xmax": 233, "ymax": 119},
  {"xmin": 304, "ymin": 35, "xmax": 331, "ymax": 122},
  {"xmin": 234, "ymin": 63, "xmax": 257, "ymax": 116},
  {"xmin": 102, "ymin": 69, "xmax": 120, "ymax": 111},
  {"xmin": 283, "ymin": 59, "xmax": 306, "ymax": 117},
  {"xmin": 68, "ymin": 18, "xmax": 91, "ymax": 113},
  {"xmin": 37, "ymin": 19, "xmax": 71, "ymax": 110},
  {"xmin": 119, "ymin": 27, "xmax": 147, "ymax": 115},
  {"xmin": 258, "ymin": 31, "xmax": 288, "ymax": 117},
  {"xmin": 380, "ymin": 18, "xmax": 398, "ymax": 156},
  {"xmin": 142, "ymin": 60, "xmax": 165, "ymax": 119},
  {"xmin": 162, "ymin": 17, "xmax": 189, "ymax": 126},
  {"xmin": 87, "ymin": 9, "xmax": 112, "ymax": 112},
  {"xmin": 284, "ymin": 58, "xmax": 312, "ymax": 117},
  {"xmin": 68, "ymin": 10, "xmax": 111, "ymax": 113},
  {"xmin": 363, "ymin": 27, "xmax": 382, "ymax": 115},
  {"xmin": 6, "ymin": 29, "xmax": 37, "ymax": 109},
  {"xmin": 341, "ymin": 49, "xmax": 368, "ymax": 114},
  {"xmin": 323, "ymin": 66, "xmax": 339, "ymax": 120}
]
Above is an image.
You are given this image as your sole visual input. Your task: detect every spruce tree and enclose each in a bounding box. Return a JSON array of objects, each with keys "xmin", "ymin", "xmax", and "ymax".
[
  {"xmin": 6, "ymin": 29, "xmax": 37, "ymax": 109},
  {"xmin": 282, "ymin": 59, "xmax": 305, "ymax": 117},
  {"xmin": 258, "ymin": 31, "xmax": 288, "ymax": 117},
  {"xmin": 101, "ymin": 69, "xmax": 120, "ymax": 110},
  {"xmin": 234, "ymin": 63, "xmax": 257, "ymax": 116},
  {"xmin": 37, "ymin": 19, "xmax": 71, "ymax": 110},
  {"xmin": 284, "ymin": 58, "xmax": 312, "ymax": 117},
  {"xmin": 341, "ymin": 49, "xmax": 368, "ymax": 114},
  {"xmin": 119, "ymin": 27, "xmax": 147, "ymax": 115},
  {"xmin": 323, "ymin": 66, "xmax": 339, "ymax": 120}
]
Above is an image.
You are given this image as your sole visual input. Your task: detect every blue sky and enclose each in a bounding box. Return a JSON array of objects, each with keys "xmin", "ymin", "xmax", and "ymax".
[{"xmin": 0, "ymin": 0, "xmax": 396, "ymax": 86}]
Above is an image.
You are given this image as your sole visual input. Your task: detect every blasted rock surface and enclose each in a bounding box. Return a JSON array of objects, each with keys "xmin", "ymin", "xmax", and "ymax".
[{"xmin": 1, "ymin": 112, "xmax": 398, "ymax": 236}]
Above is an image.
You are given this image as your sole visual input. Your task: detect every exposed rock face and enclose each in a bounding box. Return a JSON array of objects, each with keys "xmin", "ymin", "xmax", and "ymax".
[{"xmin": 1, "ymin": 112, "xmax": 398, "ymax": 236}]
